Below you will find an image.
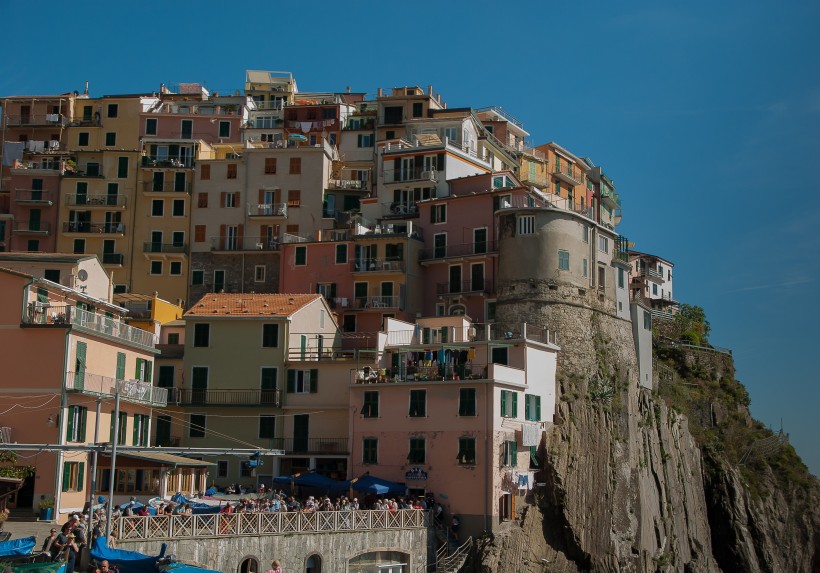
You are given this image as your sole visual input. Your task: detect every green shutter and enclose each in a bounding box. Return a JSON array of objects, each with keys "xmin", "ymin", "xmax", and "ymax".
[
  {"xmin": 79, "ymin": 408, "xmax": 87, "ymax": 441},
  {"xmin": 145, "ymin": 361, "xmax": 152, "ymax": 383},
  {"xmin": 62, "ymin": 462, "xmax": 70, "ymax": 492},
  {"xmin": 66, "ymin": 406, "xmax": 75, "ymax": 442},
  {"xmin": 77, "ymin": 462, "xmax": 84, "ymax": 491},
  {"xmin": 133, "ymin": 415, "xmax": 139, "ymax": 444},
  {"xmin": 75, "ymin": 342, "xmax": 87, "ymax": 389},
  {"xmin": 525, "ymin": 395, "xmax": 531, "ymax": 421},
  {"xmin": 116, "ymin": 352, "xmax": 126, "ymax": 380},
  {"xmin": 310, "ymin": 369, "xmax": 318, "ymax": 393},
  {"xmin": 135, "ymin": 358, "xmax": 143, "ymax": 379},
  {"xmin": 287, "ymin": 370, "xmax": 295, "ymax": 393},
  {"xmin": 535, "ymin": 396, "xmax": 541, "ymax": 421},
  {"xmin": 440, "ymin": 327, "xmax": 448, "ymax": 343},
  {"xmin": 511, "ymin": 443, "xmax": 518, "ymax": 465},
  {"xmin": 501, "ymin": 390, "xmax": 507, "ymax": 417},
  {"xmin": 110, "ymin": 411, "xmax": 115, "ymax": 443},
  {"xmin": 512, "ymin": 393, "xmax": 518, "ymax": 418}
]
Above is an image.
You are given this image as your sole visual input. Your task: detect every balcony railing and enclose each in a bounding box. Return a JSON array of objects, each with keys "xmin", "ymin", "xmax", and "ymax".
[
  {"xmin": 381, "ymin": 168, "xmax": 438, "ymax": 184},
  {"xmin": 169, "ymin": 388, "xmax": 281, "ymax": 408},
  {"xmin": 63, "ymin": 165, "xmax": 104, "ymax": 178},
  {"xmin": 65, "ymin": 194, "xmax": 127, "ymax": 207},
  {"xmin": 419, "ymin": 240, "xmax": 497, "ymax": 261},
  {"xmin": 351, "ymin": 258, "xmax": 405, "ymax": 273},
  {"xmin": 113, "ymin": 509, "xmax": 426, "ymax": 541},
  {"xmin": 382, "ymin": 202, "xmax": 419, "ymax": 218},
  {"xmin": 142, "ymin": 156, "xmax": 195, "ymax": 168},
  {"xmin": 614, "ymin": 236, "xmax": 629, "ymax": 264},
  {"xmin": 14, "ymin": 190, "xmax": 54, "ymax": 205},
  {"xmin": 66, "ymin": 371, "xmax": 167, "ymax": 407},
  {"xmin": 4, "ymin": 113, "xmax": 67, "ymax": 127},
  {"xmin": 553, "ymin": 163, "xmax": 583, "ymax": 185},
  {"xmin": 385, "ymin": 322, "xmax": 558, "ymax": 347},
  {"xmin": 62, "ymin": 222, "xmax": 125, "ymax": 234},
  {"xmin": 436, "ymin": 279, "xmax": 493, "ymax": 295},
  {"xmin": 143, "ymin": 243, "xmax": 187, "ymax": 254},
  {"xmin": 353, "ymin": 296, "xmax": 401, "ymax": 310},
  {"xmin": 601, "ymin": 185, "xmax": 621, "ymax": 208},
  {"xmin": 12, "ymin": 221, "xmax": 50, "ymax": 234},
  {"xmin": 141, "ymin": 181, "xmax": 192, "ymax": 193},
  {"xmin": 102, "ymin": 253, "xmax": 124, "ymax": 265},
  {"xmin": 0, "ymin": 427, "xmax": 11, "ymax": 444},
  {"xmin": 247, "ymin": 203, "xmax": 288, "ymax": 217},
  {"xmin": 210, "ymin": 236, "xmax": 281, "ymax": 252},
  {"xmin": 638, "ymin": 267, "xmax": 664, "ymax": 281},
  {"xmin": 24, "ymin": 303, "xmax": 158, "ymax": 349},
  {"xmin": 327, "ymin": 179, "xmax": 368, "ymax": 191},
  {"xmin": 269, "ymin": 437, "xmax": 348, "ymax": 454}
]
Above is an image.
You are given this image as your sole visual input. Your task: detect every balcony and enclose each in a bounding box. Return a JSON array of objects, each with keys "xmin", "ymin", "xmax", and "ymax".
[
  {"xmin": 352, "ymin": 296, "xmax": 402, "ymax": 310},
  {"xmin": 66, "ymin": 371, "xmax": 167, "ymax": 407},
  {"xmin": 327, "ymin": 179, "xmax": 369, "ymax": 192},
  {"xmin": 436, "ymin": 279, "xmax": 493, "ymax": 296},
  {"xmin": 14, "ymin": 190, "xmax": 53, "ymax": 205},
  {"xmin": 12, "ymin": 221, "xmax": 50, "ymax": 235},
  {"xmin": 63, "ymin": 165, "xmax": 104, "ymax": 178},
  {"xmin": 381, "ymin": 167, "xmax": 438, "ymax": 185},
  {"xmin": 143, "ymin": 243, "xmax": 187, "ymax": 255},
  {"xmin": 24, "ymin": 303, "xmax": 158, "ymax": 349},
  {"xmin": 382, "ymin": 202, "xmax": 419, "ymax": 219},
  {"xmin": 247, "ymin": 202, "xmax": 288, "ymax": 218},
  {"xmin": 553, "ymin": 162, "xmax": 583, "ymax": 186},
  {"xmin": 419, "ymin": 240, "xmax": 497, "ymax": 261},
  {"xmin": 268, "ymin": 437, "xmax": 348, "ymax": 455},
  {"xmin": 614, "ymin": 236, "xmax": 630, "ymax": 264},
  {"xmin": 638, "ymin": 267, "xmax": 664, "ymax": 283},
  {"xmin": 102, "ymin": 253, "xmax": 125, "ymax": 266},
  {"xmin": 601, "ymin": 185, "xmax": 621, "ymax": 209},
  {"xmin": 65, "ymin": 194, "xmax": 127, "ymax": 208},
  {"xmin": 210, "ymin": 236, "xmax": 281, "ymax": 252},
  {"xmin": 141, "ymin": 181, "xmax": 192, "ymax": 194},
  {"xmin": 4, "ymin": 113, "xmax": 67, "ymax": 127},
  {"xmin": 62, "ymin": 222, "xmax": 125, "ymax": 235},
  {"xmin": 141, "ymin": 156, "xmax": 195, "ymax": 169},
  {"xmin": 352, "ymin": 258, "xmax": 405, "ymax": 273},
  {"xmin": 169, "ymin": 388, "xmax": 281, "ymax": 408}
]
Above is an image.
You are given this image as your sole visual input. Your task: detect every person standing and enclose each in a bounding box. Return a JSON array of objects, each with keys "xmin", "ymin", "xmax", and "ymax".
[
  {"xmin": 267, "ymin": 559, "xmax": 282, "ymax": 573},
  {"xmin": 63, "ymin": 533, "xmax": 80, "ymax": 573}
]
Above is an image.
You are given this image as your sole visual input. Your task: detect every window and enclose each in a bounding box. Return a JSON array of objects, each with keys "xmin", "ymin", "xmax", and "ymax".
[
  {"xmin": 598, "ymin": 265, "xmax": 606, "ymax": 289},
  {"xmin": 105, "ymin": 132, "xmax": 116, "ymax": 146},
  {"xmin": 652, "ymin": 283, "xmax": 658, "ymax": 295},
  {"xmin": 66, "ymin": 405, "xmax": 88, "ymax": 442},
  {"xmin": 289, "ymin": 157, "xmax": 301, "ymax": 174},
  {"xmin": 262, "ymin": 324, "xmax": 279, "ymax": 347},
  {"xmin": 287, "ymin": 190, "xmax": 301, "ymax": 207},
  {"xmin": 643, "ymin": 310, "xmax": 652, "ymax": 330},
  {"xmin": 362, "ymin": 391, "xmax": 379, "ymax": 418},
  {"xmin": 409, "ymin": 389, "xmax": 426, "ymax": 417},
  {"xmin": 363, "ymin": 438, "xmax": 378, "ymax": 464},
  {"xmin": 61, "ymin": 462, "xmax": 85, "ymax": 492},
  {"xmin": 151, "ymin": 199, "xmax": 164, "ymax": 216},
  {"xmin": 217, "ymin": 461, "xmax": 228, "ymax": 478},
  {"xmin": 26, "ymin": 239, "xmax": 39, "ymax": 251},
  {"xmin": 517, "ymin": 215, "xmax": 535, "ymax": 235},
  {"xmin": 524, "ymin": 394, "xmax": 541, "ymax": 422},
  {"xmin": 150, "ymin": 260, "xmax": 162, "ymax": 275},
  {"xmin": 295, "ymin": 245, "xmax": 307, "ymax": 265},
  {"xmin": 491, "ymin": 346, "xmax": 508, "ymax": 365},
  {"xmin": 259, "ymin": 415, "xmax": 276, "ymax": 439},
  {"xmin": 44, "ymin": 269, "xmax": 60, "ymax": 282},
  {"xmin": 254, "ymin": 265, "xmax": 266, "ymax": 282},
  {"xmin": 582, "ymin": 226, "xmax": 589, "ymax": 243},
  {"xmin": 503, "ymin": 440, "xmax": 518, "ymax": 466},
  {"xmin": 145, "ymin": 118, "xmax": 157, "ymax": 135},
  {"xmin": 486, "ymin": 300, "xmax": 496, "ymax": 322},
  {"xmin": 264, "ymin": 158, "xmax": 277, "ymax": 174},
  {"xmin": 458, "ymin": 438, "xmax": 476, "ymax": 465},
  {"xmin": 408, "ymin": 438, "xmax": 425, "ymax": 464},
  {"xmin": 172, "ymin": 199, "xmax": 185, "ymax": 217},
  {"xmin": 158, "ymin": 365, "xmax": 175, "ymax": 388},
  {"xmin": 194, "ymin": 225, "xmax": 206, "ymax": 242},
  {"xmin": 218, "ymin": 121, "xmax": 230, "ymax": 138},
  {"xmin": 170, "ymin": 261, "xmax": 182, "ymax": 275},
  {"xmin": 501, "ymin": 389, "xmax": 518, "ymax": 418},
  {"xmin": 598, "ymin": 235, "xmax": 609, "ymax": 253},
  {"xmin": 335, "ymin": 244, "xmax": 348, "ymax": 264},
  {"xmin": 222, "ymin": 192, "xmax": 237, "ymax": 208},
  {"xmin": 193, "ymin": 323, "xmax": 210, "ymax": 347},
  {"xmin": 191, "ymin": 269, "xmax": 204, "ymax": 285},
  {"xmin": 444, "ymin": 127, "xmax": 457, "ymax": 141},
  {"xmin": 133, "ymin": 414, "xmax": 150, "ymax": 446},
  {"xmin": 618, "ymin": 268, "xmax": 625, "ymax": 288},
  {"xmin": 110, "ymin": 411, "xmax": 127, "ymax": 445},
  {"xmin": 357, "ymin": 134, "xmax": 373, "ymax": 147},
  {"xmin": 200, "ymin": 164, "xmax": 210, "ymax": 180},
  {"xmin": 286, "ymin": 369, "xmax": 318, "ymax": 393},
  {"xmin": 189, "ymin": 414, "xmax": 206, "ymax": 438},
  {"xmin": 117, "ymin": 156, "xmax": 128, "ymax": 178},
  {"xmin": 227, "ymin": 164, "xmax": 237, "ymax": 179},
  {"xmin": 459, "ymin": 388, "xmax": 477, "ymax": 416},
  {"xmin": 107, "ymin": 103, "xmax": 118, "ymax": 118},
  {"xmin": 430, "ymin": 204, "xmax": 446, "ymax": 224},
  {"xmin": 167, "ymin": 333, "xmax": 179, "ymax": 345},
  {"xmin": 78, "ymin": 132, "xmax": 89, "ymax": 146},
  {"xmin": 558, "ymin": 250, "xmax": 570, "ymax": 271},
  {"xmin": 197, "ymin": 193, "xmax": 208, "ymax": 208},
  {"xmin": 412, "ymin": 102, "xmax": 423, "ymax": 117},
  {"xmin": 583, "ymin": 258, "xmax": 588, "ymax": 278}
]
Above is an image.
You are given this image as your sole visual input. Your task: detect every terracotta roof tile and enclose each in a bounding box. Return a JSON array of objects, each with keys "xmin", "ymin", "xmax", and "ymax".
[{"xmin": 184, "ymin": 293, "xmax": 321, "ymax": 318}]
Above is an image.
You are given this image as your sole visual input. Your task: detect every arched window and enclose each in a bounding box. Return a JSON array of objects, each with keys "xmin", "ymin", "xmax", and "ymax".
[
  {"xmin": 449, "ymin": 304, "xmax": 466, "ymax": 316},
  {"xmin": 305, "ymin": 553, "xmax": 322, "ymax": 573},
  {"xmin": 238, "ymin": 556, "xmax": 259, "ymax": 573}
]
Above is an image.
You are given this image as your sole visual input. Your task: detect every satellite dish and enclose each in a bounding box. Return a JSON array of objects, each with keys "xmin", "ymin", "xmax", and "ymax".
[{"xmin": 77, "ymin": 269, "xmax": 89, "ymax": 282}]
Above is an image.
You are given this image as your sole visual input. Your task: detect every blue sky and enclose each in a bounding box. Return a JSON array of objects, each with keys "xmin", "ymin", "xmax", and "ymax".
[{"xmin": 2, "ymin": 1, "xmax": 818, "ymax": 474}]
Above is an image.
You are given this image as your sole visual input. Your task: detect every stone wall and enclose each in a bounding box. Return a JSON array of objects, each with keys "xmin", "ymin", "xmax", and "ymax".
[{"xmin": 189, "ymin": 252, "xmax": 280, "ymax": 303}]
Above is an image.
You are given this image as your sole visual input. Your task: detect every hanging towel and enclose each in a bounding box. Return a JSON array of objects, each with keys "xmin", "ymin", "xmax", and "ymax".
[
  {"xmin": 300, "ymin": 122, "xmax": 312, "ymax": 133},
  {"xmin": 522, "ymin": 423, "xmax": 541, "ymax": 447}
]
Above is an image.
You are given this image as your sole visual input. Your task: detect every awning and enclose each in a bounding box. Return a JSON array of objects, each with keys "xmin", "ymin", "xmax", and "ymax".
[{"xmin": 101, "ymin": 451, "xmax": 214, "ymax": 468}]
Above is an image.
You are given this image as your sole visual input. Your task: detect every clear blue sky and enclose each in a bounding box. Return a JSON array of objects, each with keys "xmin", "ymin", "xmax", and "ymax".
[{"xmin": 2, "ymin": 0, "xmax": 818, "ymax": 474}]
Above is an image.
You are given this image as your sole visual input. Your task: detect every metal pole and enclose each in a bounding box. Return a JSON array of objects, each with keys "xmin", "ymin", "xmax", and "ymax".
[
  {"xmin": 105, "ymin": 384, "xmax": 121, "ymax": 539},
  {"xmin": 88, "ymin": 397, "xmax": 101, "ymax": 537}
]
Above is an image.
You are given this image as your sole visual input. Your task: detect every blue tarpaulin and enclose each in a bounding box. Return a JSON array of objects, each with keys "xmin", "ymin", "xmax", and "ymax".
[
  {"xmin": 89, "ymin": 537, "xmax": 164, "ymax": 573},
  {"xmin": 349, "ymin": 475, "xmax": 407, "ymax": 495},
  {"xmin": 0, "ymin": 536, "xmax": 36, "ymax": 557}
]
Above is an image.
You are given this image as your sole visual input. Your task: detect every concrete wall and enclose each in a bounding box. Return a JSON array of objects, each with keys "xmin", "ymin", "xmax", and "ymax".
[
  {"xmin": 630, "ymin": 302, "xmax": 654, "ymax": 390},
  {"xmin": 117, "ymin": 527, "xmax": 429, "ymax": 573}
]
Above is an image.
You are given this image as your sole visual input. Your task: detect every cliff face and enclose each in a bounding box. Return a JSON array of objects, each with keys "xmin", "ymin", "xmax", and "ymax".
[{"xmin": 476, "ymin": 283, "xmax": 819, "ymax": 572}]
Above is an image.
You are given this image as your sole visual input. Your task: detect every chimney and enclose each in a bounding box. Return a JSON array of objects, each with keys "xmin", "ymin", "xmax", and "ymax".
[
  {"xmin": 346, "ymin": 86, "xmax": 351, "ymax": 94},
  {"xmin": 84, "ymin": 81, "xmax": 89, "ymax": 95},
  {"xmin": 428, "ymin": 85, "xmax": 433, "ymax": 96},
  {"xmin": 377, "ymin": 88, "xmax": 383, "ymax": 98}
]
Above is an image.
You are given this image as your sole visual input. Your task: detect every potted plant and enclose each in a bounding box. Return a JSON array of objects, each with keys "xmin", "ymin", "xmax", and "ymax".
[{"xmin": 38, "ymin": 497, "xmax": 54, "ymax": 521}]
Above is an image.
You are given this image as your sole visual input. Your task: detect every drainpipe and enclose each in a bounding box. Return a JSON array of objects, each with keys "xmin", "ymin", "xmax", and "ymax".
[
  {"xmin": 484, "ymin": 381, "xmax": 490, "ymax": 533},
  {"xmin": 54, "ymin": 325, "xmax": 71, "ymax": 519}
]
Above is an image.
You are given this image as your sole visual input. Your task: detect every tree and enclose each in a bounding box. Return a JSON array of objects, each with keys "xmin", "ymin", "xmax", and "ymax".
[
  {"xmin": 675, "ymin": 304, "xmax": 711, "ymax": 345},
  {"xmin": 0, "ymin": 451, "xmax": 35, "ymax": 480}
]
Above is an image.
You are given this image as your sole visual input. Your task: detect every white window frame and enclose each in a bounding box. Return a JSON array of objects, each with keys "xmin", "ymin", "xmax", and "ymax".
[
  {"xmin": 254, "ymin": 265, "xmax": 266, "ymax": 282},
  {"xmin": 517, "ymin": 215, "xmax": 535, "ymax": 235},
  {"xmin": 598, "ymin": 235, "xmax": 609, "ymax": 254}
]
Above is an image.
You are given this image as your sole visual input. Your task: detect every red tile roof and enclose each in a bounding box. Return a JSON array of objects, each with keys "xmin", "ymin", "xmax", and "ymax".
[{"xmin": 184, "ymin": 293, "xmax": 321, "ymax": 318}]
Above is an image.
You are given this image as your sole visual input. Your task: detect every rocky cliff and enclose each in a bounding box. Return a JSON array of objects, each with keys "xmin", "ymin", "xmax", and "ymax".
[{"xmin": 476, "ymin": 284, "xmax": 819, "ymax": 572}]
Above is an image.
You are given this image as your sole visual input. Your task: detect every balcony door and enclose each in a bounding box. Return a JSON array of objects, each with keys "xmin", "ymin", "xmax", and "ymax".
[
  {"xmin": 155, "ymin": 416, "xmax": 172, "ymax": 446},
  {"xmin": 293, "ymin": 414, "xmax": 309, "ymax": 453},
  {"xmin": 180, "ymin": 120, "xmax": 193, "ymax": 140},
  {"xmin": 151, "ymin": 231, "xmax": 163, "ymax": 253},
  {"xmin": 31, "ymin": 179, "xmax": 43, "ymax": 201},
  {"xmin": 29, "ymin": 209, "xmax": 41, "ymax": 232},
  {"xmin": 191, "ymin": 366, "xmax": 208, "ymax": 404},
  {"xmin": 449, "ymin": 265, "xmax": 461, "ymax": 294}
]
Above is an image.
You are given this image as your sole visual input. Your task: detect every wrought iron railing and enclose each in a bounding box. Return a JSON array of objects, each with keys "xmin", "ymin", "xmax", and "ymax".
[
  {"xmin": 419, "ymin": 241, "xmax": 497, "ymax": 260},
  {"xmin": 66, "ymin": 371, "xmax": 167, "ymax": 407},
  {"xmin": 169, "ymin": 388, "xmax": 281, "ymax": 408},
  {"xmin": 24, "ymin": 303, "xmax": 157, "ymax": 348}
]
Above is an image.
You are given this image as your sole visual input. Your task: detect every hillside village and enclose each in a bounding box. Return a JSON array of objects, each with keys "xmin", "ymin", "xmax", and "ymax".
[{"xmin": 0, "ymin": 71, "xmax": 701, "ymax": 571}]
